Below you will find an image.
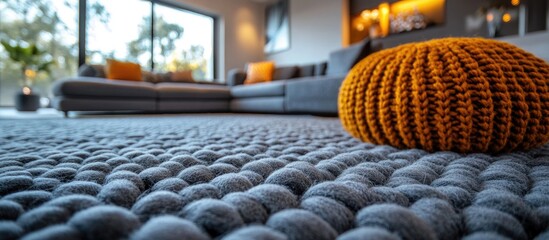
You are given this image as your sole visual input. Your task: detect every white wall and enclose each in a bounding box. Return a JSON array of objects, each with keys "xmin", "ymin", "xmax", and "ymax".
[
  {"xmin": 171, "ymin": 0, "xmax": 266, "ymax": 81},
  {"xmin": 266, "ymin": 0, "xmax": 345, "ymax": 65}
]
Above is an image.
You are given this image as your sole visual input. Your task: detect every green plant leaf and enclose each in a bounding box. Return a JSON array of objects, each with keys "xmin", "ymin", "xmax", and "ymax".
[{"xmin": 1, "ymin": 40, "xmax": 54, "ymax": 75}]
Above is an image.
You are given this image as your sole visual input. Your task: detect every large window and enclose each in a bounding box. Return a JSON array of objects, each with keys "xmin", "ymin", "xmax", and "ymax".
[
  {"xmin": 86, "ymin": 0, "xmax": 215, "ymax": 79},
  {"xmin": 154, "ymin": 5, "xmax": 214, "ymax": 80},
  {"xmin": 0, "ymin": 0, "xmax": 78, "ymax": 106},
  {"xmin": 0, "ymin": 0, "xmax": 217, "ymax": 107},
  {"xmin": 86, "ymin": 0, "xmax": 152, "ymax": 68}
]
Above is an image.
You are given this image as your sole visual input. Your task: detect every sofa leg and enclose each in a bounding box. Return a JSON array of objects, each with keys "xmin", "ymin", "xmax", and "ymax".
[{"xmin": 63, "ymin": 111, "xmax": 69, "ymax": 118}]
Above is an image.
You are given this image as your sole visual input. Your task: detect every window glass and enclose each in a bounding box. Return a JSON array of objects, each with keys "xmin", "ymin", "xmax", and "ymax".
[
  {"xmin": 154, "ymin": 4, "xmax": 215, "ymax": 80},
  {"xmin": 0, "ymin": 0, "xmax": 78, "ymax": 106},
  {"xmin": 0, "ymin": 0, "xmax": 216, "ymax": 107},
  {"xmin": 86, "ymin": 0, "xmax": 152, "ymax": 68}
]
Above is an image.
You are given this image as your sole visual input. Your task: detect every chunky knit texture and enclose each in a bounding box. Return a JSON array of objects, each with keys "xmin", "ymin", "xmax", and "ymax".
[
  {"xmin": 1, "ymin": 114, "xmax": 549, "ymax": 240},
  {"xmin": 339, "ymin": 37, "xmax": 549, "ymax": 153}
]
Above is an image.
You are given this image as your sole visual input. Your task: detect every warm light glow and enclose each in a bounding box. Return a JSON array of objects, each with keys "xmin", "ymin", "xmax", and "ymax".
[
  {"xmin": 391, "ymin": 0, "xmax": 445, "ymax": 26},
  {"xmin": 511, "ymin": 0, "xmax": 520, "ymax": 6},
  {"xmin": 486, "ymin": 13, "xmax": 494, "ymax": 22},
  {"xmin": 352, "ymin": 0, "xmax": 445, "ymax": 41},
  {"xmin": 25, "ymin": 69, "xmax": 36, "ymax": 79},
  {"xmin": 502, "ymin": 13, "xmax": 512, "ymax": 22},
  {"xmin": 235, "ymin": 8, "xmax": 259, "ymax": 49},
  {"xmin": 361, "ymin": 10, "xmax": 371, "ymax": 19},
  {"xmin": 379, "ymin": 3, "xmax": 390, "ymax": 37},
  {"xmin": 22, "ymin": 86, "xmax": 32, "ymax": 95},
  {"xmin": 381, "ymin": 6, "xmax": 389, "ymax": 14},
  {"xmin": 371, "ymin": 9, "xmax": 379, "ymax": 19}
]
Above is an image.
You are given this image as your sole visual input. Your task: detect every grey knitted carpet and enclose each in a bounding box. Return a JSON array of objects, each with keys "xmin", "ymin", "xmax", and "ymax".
[{"xmin": 1, "ymin": 114, "xmax": 549, "ymax": 240}]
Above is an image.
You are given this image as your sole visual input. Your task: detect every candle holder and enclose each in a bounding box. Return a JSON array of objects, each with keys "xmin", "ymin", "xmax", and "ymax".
[{"xmin": 15, "ymin": 86, "xmax": 40, "ymax": 111}]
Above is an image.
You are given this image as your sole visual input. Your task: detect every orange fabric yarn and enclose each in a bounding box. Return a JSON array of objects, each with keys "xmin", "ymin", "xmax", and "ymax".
[{"xmin": 338, "ymin": 37, "xmax": 549, "ymax": 153}]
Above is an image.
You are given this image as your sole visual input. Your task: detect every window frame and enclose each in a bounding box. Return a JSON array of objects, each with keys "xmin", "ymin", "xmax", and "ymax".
[{"xmin": 78, "ymin": 0, "xmax": 218, "ymax": 79}]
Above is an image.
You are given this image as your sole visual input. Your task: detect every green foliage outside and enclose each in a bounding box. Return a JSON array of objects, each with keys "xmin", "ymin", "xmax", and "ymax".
[
  {"xmin": 0, "ymin": 40, "xmax": 54, "ymax": 87},
  {"xmin": 127, "ymin": 15, "xmax": 209, "ymax": 80},
  {"xmin": 0, "ymin": 0, "xmax": 79, "ymax": 104}
]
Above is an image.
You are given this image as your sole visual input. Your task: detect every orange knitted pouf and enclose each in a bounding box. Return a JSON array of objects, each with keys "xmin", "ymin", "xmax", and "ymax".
[{"xmin": 338, "ymin": 37, "xmax": 549, "ymax": 153}]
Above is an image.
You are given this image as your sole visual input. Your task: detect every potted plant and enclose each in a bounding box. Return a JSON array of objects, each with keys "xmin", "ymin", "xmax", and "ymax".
[{"xmin": 1, "ymin": 40, "xmax": 53, "ymax": 111}]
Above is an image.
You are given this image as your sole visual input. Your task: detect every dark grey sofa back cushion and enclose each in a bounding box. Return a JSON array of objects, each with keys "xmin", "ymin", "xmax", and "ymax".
[
  {"xmin": 78, "ymin": 64, "xmax": 106, "ymax": 78},
  {"xmin": 273, "ymin": 66, "xmax": 299, "ymax": 81},
  {"xmin": 326, "ymin": 39, "xmax": 371, "ymax": 76},
  {"xmin": 226, "ymin": 68, "xmax": 247, "ymax": 86},
  {"xmin": 298, "ymin": 64, "xmax": 315, "ymax": 78},
  {"xmin": 315, "ymin": 62, "xmax": 327, "ymax": 76}
]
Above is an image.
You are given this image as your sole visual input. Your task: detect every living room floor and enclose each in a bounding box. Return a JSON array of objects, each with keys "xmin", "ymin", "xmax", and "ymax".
[
  {"xmin": 0, "ymin": 113, "xmax": 548, "ymax": 239},
  {"xmin": 0, "ymin": 108, "xmax": 64, "ymax": 120}
]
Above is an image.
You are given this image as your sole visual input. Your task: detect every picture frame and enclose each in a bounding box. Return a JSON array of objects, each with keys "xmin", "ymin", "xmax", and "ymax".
[{"xmin": 264, "ymin": 0, "xmax": 290, "ymax": 54}]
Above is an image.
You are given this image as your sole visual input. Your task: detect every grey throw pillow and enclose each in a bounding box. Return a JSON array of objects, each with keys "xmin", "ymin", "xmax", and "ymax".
[
  {"xmin": 326, "ymin": 39, "xmax": 371, "ymax": 76},
  {"xmin": 77, "ymin": 64, "xmax": 106, "ymax": 78}
]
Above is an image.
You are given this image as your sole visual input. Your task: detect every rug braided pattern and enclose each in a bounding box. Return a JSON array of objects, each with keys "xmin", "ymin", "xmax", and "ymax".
[{"xmin": 1, "ymin": 115, "xmax": 549, "ymax": 240}]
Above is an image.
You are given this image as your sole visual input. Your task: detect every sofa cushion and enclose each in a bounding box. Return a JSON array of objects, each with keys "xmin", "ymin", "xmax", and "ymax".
[
  {"xmin": 156, "ymin": 82, "xmax": 231, "ymax": 100},
  {"xmin": 231, "ymin": 81, "xmax": 286, "ymax": 98},
  {"xmin": 230, "ymin": 97, "xmax": 285, "ymax": 113},
  {"xmin": 171, "ymin": 70, "xmax": 195, "ymax": 83},
  {"xmin": 105, "ymin": 59, "xmax": 143, "ymax": 81},
  {"xmin": 326, "ymin": 39, "xmax": 371, "ymax": 76},
  {"xmin": 157, "ymin": 100, "xmax": 229, "ymax": 112},
  {"xmin": 53, "ymin": 97, "xmax": 156, "ymax": 112},
  {"xmin": 273, "ymin": 66, "xmax": 299, "ymax": 80},
  {"xmin": 298, "ymin": 64, "xmax": 315, "ymax": 78},
  {"xmin": 78, "ymin": 64, "xmax": 106, "ymax": 78},
  {"xmin": 227, "ymin": 69, "xmax": 247, "ymax": 86},
  {"xmin": 244, "ymin": 61, "xmax": 275, "ymax": 85},
  {"xmin": 142, "ymin": 71, "xmax": 172, "ymax": 84},
  {"xmin": 286, "ymin": 76, "xmax": 344, "ymax": 114},
  {"xmin": 53, "ymin": 77, "xmax": 156, "ymax": 98},
  {"xmin": 315, "ymin": 62, "xmax": 328, "ymax": 76}
]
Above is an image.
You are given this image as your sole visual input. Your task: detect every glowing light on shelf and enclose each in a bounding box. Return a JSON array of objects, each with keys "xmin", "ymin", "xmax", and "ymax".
[
  {"xmin": 361, "ymin": 10, "xmax": 371, "ymax": 19},
  {"xmin": 356, "ymin": 23, "xmax": 365, "ymax": 31},
  {"xmin": 379, "ymin": 3, "xmax": 390, "ymax": 37},
  {"xmin": 511, "ymin": 0, "xmax": 520, "ymax": 6},
  {"xmin": 371, "ymin": 9, "xmax": 379, "ymax": 19},
  {"xmin": 502, "ymin": 13, "xmax": 512, "ymax": 22},
  {"xmin": 381, "ymin": 5, "xmax": 389, "ymax": 14}
]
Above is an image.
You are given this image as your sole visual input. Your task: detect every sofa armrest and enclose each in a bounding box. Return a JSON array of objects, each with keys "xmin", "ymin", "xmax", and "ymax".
[{"xmin": 227, "ymin": 68, "xmax": 247, "ymax": 86}]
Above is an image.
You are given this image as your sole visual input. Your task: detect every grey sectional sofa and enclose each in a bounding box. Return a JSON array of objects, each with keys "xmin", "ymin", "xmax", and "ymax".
[
  {"xmin": 53, "ymin": 78, "xmax": 231, "ymax": 115},
  {"xmin": 227, "ymin": 39, "xmax": 380, "ymax": 114},
  {"xmin": 52, "ymin": 39, "xmax": 378, "ymax": 116}
]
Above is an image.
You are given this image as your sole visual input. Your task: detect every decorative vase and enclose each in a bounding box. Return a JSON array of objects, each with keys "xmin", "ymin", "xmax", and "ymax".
[{"xmin": 15, "ymin": 86, "xmax": 40, "ymax": 111}]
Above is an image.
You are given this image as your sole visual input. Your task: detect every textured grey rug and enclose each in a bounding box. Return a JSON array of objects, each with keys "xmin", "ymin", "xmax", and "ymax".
[{"xmin": 0, "ymin": 114, "xmax": 548, "ymax": 240}]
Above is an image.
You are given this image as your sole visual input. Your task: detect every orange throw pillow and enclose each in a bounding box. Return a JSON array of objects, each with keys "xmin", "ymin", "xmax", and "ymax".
[
  {"xmin": 244, "ymin": 61, "xmax": 275, "ymax": 85},
  {"xmin": 105, "ymin": 59, "xmax": 142, "ymax": 81}
]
